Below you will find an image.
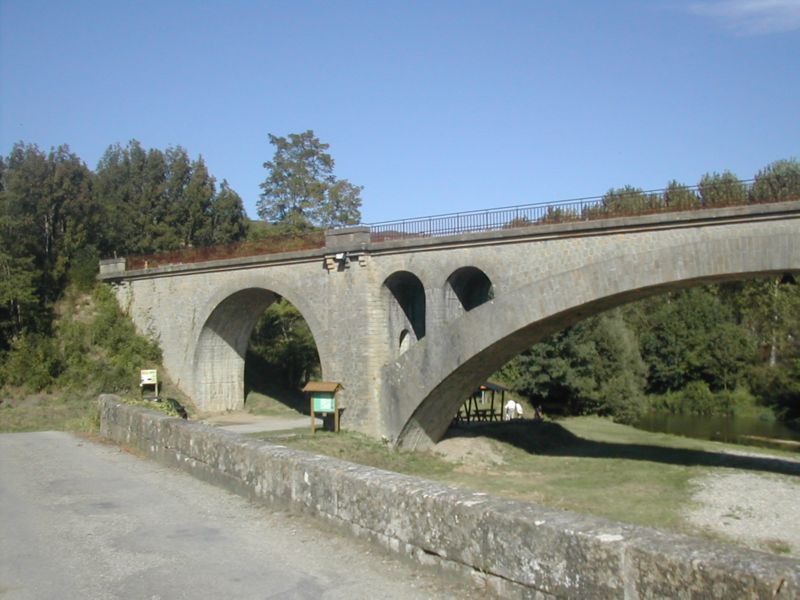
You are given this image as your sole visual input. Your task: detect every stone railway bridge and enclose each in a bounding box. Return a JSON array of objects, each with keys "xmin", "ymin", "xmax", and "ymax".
[{"xmin": 100, "ymin": 201, "xmax": 800, "ymax": 449}]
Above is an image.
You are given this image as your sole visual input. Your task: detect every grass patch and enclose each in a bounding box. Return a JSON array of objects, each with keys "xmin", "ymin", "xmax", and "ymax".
[
  {"xmin": 763, "ymin": 539, "xmax": 792, "ymax": 555},
  {"xmin": 251, "ymin": 415, "xmax": 800, "ymax": 537},
  {"xmin": 252, "ymin": 428, "xmax": 456, "ymax": 479},
  {"xmin": 0, "ymin": 392, "xmax": 99, "ymax": 433},
  {"xmin": 243, "ymin": 390, "xmax": 307, "ymax": 417}
]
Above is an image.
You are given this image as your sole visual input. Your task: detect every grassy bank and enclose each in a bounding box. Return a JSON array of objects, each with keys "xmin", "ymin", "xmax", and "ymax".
[
  {"xmin": 0, "ymin": 391, "xmax": 99, "ymax": 433},
  {"xmin": 250, "ymin": 415, "xmax": 800, "ymax": 539}
]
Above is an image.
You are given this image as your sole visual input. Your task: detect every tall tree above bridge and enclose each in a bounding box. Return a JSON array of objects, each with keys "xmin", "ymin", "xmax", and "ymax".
[{"xmin": 257, "ymin": 130, "xmax": 362, "ymax": 230}]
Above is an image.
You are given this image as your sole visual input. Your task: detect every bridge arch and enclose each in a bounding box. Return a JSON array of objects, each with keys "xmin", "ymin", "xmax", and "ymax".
[
  {"xmin": 192, "ymin": 279, "xmax": 327, "ymax": 412},
  {"xmin": 382, "ymin": 228, "xmax": 800, "ymax": 450},
  {"xmin": 383, "ymin": 271, "xmax": 426, "ymax": 356}
]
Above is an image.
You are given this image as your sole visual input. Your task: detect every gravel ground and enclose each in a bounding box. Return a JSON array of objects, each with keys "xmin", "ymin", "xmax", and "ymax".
[{"xmin": 684, "ymin": 456, "xmax": 800, "ymax": 557}]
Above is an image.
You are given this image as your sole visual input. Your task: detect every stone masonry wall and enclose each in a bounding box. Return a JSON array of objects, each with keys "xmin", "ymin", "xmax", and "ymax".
[{"xmin": 99, "ymin": 396, "xmax": 799, "ymax": 599}]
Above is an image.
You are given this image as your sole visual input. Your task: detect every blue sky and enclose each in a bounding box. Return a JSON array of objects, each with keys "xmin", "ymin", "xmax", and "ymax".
[{"xmin": 1, "ymin": 0, "xmax": 798, "ymax": 223}]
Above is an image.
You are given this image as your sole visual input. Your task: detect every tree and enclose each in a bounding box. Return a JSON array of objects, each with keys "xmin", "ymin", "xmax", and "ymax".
[
  {"xmin": 95, "ymin": 141, "xmax": 246, "ymax": 254},
  {"xmin": 95, "ymin": 141, "xmax": 168, "ymax": 255},
  {"xmin": 181, "ymin": 156, "xmax": 215, "ymax": 247},
  {"xmin": 500, "ymin": 310, "xmax": 647, "ymax": 422},
  {"xmin": 0, "ymin": 248, "xmax": 41, "ymax": 347},
  {"xmin": 248, "ymin": 298, "xmax": 319, "ymax": 389},
  {"xmin": 724, "ymin": 277, "xmax": 800, "ymax": 368},
  {"xmin": 601, "ymin": 186, "xmax": 660, "ymax": 214},
  {"xmin": 750, "ymin": 159, "xmax": 800, "ymax": 204},
  {"xmin": 211, "ymin": 180, "xmax": 248, "ymax": 244},
  {"xmin": 0, "ymin": 143, "xmax": 96, "ymax": 345},
  {"xmin": 663, "ymin": 180, "xmax": 699, "ymax": 209},
  {"xmin": 698, "ymin": 171, "xmax": 747, "ymax": 207},
  {"xmin": 257, "ymin": 130, "xmax": 362, "ymax": 230},
  {"xmin": 639, "ymin": 287, "xmax": 754, "ymax": 392}
]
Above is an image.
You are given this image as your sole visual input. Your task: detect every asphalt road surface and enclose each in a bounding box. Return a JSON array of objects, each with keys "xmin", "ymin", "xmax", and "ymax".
[{"xmin": 0, "ymin": 432, "xmax": 482, "ymax": 600}]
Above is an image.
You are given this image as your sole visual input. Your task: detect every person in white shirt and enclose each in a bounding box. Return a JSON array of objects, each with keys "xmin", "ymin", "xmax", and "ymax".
[{"xmin": 504, "ymin": 399, "xmax": 516, "ymax": 421}]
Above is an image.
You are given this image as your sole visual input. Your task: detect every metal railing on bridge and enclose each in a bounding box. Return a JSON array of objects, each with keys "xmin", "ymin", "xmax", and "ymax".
[{"xmin": 367, "ymin": 179, "xmax": 797, "ymax": 242}]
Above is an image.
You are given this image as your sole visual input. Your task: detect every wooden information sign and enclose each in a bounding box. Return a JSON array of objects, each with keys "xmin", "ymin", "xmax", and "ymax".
[{"xmin": 302, "ymin": 381, "xmax": 343, "ymax": 433}]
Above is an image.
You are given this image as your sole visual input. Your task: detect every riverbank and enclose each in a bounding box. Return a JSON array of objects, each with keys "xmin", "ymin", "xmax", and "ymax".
[{"xmin": 633, "ymin": 410, "xmax": 800, "ymax": 452}]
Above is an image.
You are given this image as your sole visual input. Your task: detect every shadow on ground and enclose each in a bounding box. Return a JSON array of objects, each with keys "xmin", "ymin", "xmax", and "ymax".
[
  {"xmin": 244, "ymin": 351, "xmax": 309, "ymax": 415},
  {"xmin": 444, "ymin": 420, "xmax": 800, "ymax": 477}
]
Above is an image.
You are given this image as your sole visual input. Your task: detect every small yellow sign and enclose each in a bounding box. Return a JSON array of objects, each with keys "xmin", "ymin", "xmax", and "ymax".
[{"xmin": 140, "ymin": 369, "xmax": 158, "ymax": 385}]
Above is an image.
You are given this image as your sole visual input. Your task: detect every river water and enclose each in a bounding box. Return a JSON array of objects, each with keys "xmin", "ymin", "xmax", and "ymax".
[{"xmin": 632, "ymin": 412, "xmax": 800, "ymax": 453}]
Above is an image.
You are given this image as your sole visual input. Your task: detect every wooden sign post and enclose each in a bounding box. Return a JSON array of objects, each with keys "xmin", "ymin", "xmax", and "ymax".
[{"xmin": 302, "ymin": 381, "xmax": 343, "ymax": 433}]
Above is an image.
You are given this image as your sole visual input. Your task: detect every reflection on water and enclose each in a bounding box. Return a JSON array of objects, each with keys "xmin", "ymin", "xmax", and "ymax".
[{"xmin": 633, "ymin": 412, "xmax": 800, "ymax": 453}]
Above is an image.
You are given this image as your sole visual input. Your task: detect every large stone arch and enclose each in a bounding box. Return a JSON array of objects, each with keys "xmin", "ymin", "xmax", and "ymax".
[
  {"xmin": 382, "ymin": 228, "xmax": 800, "ymax": 450},
  {"xmin": 192, "ymin": 278, "xmax": 327, "ymax": 412}
]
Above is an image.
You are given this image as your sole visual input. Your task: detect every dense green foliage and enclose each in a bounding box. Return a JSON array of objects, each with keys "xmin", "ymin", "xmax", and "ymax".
[
  {"xmin": 247, "ymin": 298, "xmax": 320, "ymax": 391},
  {"xmin": 0, "ymin": 141, "xmax": 249, "ymax": 354},
  {"xmin": 500, "ymin": 311, "xmax": 647, "ymax": 422},
  {"xmin": 500, "ymin": 279, "xmax": 800, "ymax": 423},
  {"xmin": 94, "ymin": 141, "xmax": 248, "ymax": 255}
]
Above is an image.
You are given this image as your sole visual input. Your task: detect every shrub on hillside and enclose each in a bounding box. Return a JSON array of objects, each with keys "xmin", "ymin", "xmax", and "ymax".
[
  {"xmin": 0, "ymin": 333, "xmax": 63, "ymax": 391},
  {"xmin": 59, "ymin": 285, "xmax": 161, "ymax": 393},
  {"xmin": 0, "ymin": 284, "xmax": 162, "ymax": 395}
]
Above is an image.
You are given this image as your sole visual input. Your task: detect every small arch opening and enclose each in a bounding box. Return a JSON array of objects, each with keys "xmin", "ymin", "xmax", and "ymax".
[
  {"xmin": 399, "ymin": 329, "xmax": 411, "ymax": 354},
  {"xmin": 384, "ymin": 271, "xmax": 426, "ymax": 341},
  {"xmin": 446, "ymin": 267, "xmax": 493, "ymax": 319}
]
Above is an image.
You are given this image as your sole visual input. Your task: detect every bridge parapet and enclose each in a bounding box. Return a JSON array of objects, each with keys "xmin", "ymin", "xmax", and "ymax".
[
  {"xmin": 324, "ymin": 225, "xmax": 371, "ymax": 250},
  {"xmin": 99, "ymin": 257, "xmax": 126, "ymax": 276}
]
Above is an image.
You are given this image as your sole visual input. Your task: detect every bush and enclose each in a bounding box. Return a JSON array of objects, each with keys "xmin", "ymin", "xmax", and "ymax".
[
  {"xmin": 750, "ymin": 363, "xmax": 800, "ymax": 421},
  {"xmin": 599, "ymin": 373, "xmax": 645, "ymax": 424},
  {"xmin": 0, "ymin": 284, "xmax": 162, "ymax": 396},
  {"xmin": 66, "ymin": 285, "xmax": 161, "ymax": 393},
  {"xmin": 644, "ymin": 383, "xmax": 752, "ymax": 417},
  {"xmin": 1, "ymin": 333, "xmax": 63, "ymax": 391}
]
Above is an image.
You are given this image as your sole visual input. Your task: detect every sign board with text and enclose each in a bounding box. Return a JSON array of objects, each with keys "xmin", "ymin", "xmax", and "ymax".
[{"xmin": 303, "ymin": 381, "xmax": 343, "ymax": 433}]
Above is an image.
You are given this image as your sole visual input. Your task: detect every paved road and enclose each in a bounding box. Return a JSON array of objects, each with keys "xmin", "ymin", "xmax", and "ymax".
[
  {"xmin": 210, "ymin": 415, "xmax": 319, "ymax": 434},
  {"xmin": 0, "ymin": 432, "xmax": 480, "ymax": 600}
]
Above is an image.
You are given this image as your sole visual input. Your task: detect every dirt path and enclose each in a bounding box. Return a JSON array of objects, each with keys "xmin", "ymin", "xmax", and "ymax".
[
  {"xmin": 684, "ymin": 468, "xmax": 800, "ymax": 557},
  {"xmin": 199, "ymin": 411, "xmax": 321, "ymax": 433}
]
